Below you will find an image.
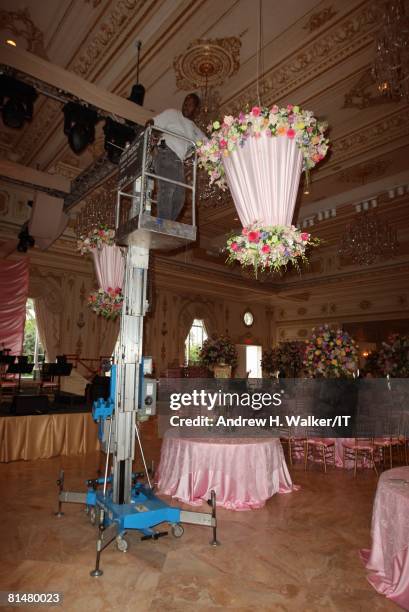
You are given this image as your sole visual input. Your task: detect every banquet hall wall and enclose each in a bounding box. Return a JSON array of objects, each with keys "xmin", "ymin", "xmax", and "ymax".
[{"xmin": 1, "ymin": 182, "xmax": 409, "ymax": 378}]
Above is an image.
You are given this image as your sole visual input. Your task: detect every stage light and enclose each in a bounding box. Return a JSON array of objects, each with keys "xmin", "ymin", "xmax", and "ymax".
[
  {"xmin": 0, "ymin": 75, "xmax": 37, "ymax": 129},
  {"xmin": 63, "ymin": 102, "xmax": 99, "ymax": 154},
  {"xmin": 103, "ymin": 118, "xmax": 136, "ymax": 164},
  {"xmin": 17, "ymin": 225, "xmax": 35, "ymax": 253},
  {"xmin": 5, "ymin": 39, "xmax": 16, "ymax": 47},
  {"xmin": 128, "ymin": 40, "xmax": 145, "ymax": 106},
  {"xmin": 129, "ymin": 82, "xmax": 145, "ymax": 106}
]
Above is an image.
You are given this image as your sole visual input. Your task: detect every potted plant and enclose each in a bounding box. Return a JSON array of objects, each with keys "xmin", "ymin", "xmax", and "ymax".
[{"xmin": 199, "ymin": 334, "xmax": 238, "ymax": 378}]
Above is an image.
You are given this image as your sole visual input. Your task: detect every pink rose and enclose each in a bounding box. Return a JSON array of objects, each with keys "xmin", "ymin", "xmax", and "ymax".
[
  {"xmin": 220, "ymin": 138, "xmax": 227, "ymax": 148},
  {"xmin": 300, "ymin": 232, "xmax": 310, "ymax": 241},
  {"xmin": 261, "ymin": 244, "xmax": 271, "ymax": 254},
  {"xmin": 242, "ymin": 227, "xmax": 249, "ymax": 236},
  {"xmin": 251, "ymin": 106, "xmax": 261, "ymax": 117},
  {"xmin": 248, "ymin": 231, "xmax": 260, "ymax": 243},
  {"xmin": 231, "ymin": 242, "xmax": 239, "ymax": 252},
  {"xmin": 287, "ymin": 104, "xmax": 294, "ymax": 112},
  {"xmin": 287, "ymin": 128, "xmax": 295, "ymax": 139}
]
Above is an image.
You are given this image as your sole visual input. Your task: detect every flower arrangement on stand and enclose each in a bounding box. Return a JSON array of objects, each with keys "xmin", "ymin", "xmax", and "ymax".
[
  {"xmin": 377, "ymin": 334, "xmax": 409, "ymax": 377},
  {"xmin": 226, "ymin": 224, "xmax": 319, "ymax": 275},
  {"xmin": 303, "ymin": 325, "xmax": 359, "ymax": 378},
  {"xmin": 199, "ymin": 335, "xmax": 238, "ymax": 369},
  {"xmin": 87, "ymin": 287, "xmax": 123, "ymax": 320},
  {"xmin": 261, "ymin": 341, "xmax": 306, "ymax": 377},
  {"xmin": 77, "ymin": 225, "xmax": 116, "ymax": 255}
]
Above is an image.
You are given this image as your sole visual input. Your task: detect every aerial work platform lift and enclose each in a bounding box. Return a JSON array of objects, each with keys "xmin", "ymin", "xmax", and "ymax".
[{"xmin": 56, "ymin": 126, "xmax": 220, "ymax": 576}]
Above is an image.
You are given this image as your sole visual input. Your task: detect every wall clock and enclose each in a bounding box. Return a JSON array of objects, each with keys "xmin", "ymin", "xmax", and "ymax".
[{"xmin": 243, "ymin": 310, "xmax": 254, "ymax": 327}]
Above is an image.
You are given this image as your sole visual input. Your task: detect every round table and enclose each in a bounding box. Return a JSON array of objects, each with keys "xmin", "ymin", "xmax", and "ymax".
[
  {"xmin": 362, "ymin": 466, "xmax": 409, "ymax": 609},
  {"xmin": 156, "ymin": 430, "xmax": 296, "ymax": 510}
]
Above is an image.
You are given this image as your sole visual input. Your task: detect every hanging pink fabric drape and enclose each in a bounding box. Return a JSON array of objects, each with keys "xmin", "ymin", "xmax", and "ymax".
[
  {"xmin": 222, "ymin": 135, "xmax": 303, "ymax": 226},
  {"xmin": 91, "ymin": 245, "xmax": 124, "ymax": 291},
  {"xmin": 0, "ymin": 258, "xmax": 29, "ymax": 355}
]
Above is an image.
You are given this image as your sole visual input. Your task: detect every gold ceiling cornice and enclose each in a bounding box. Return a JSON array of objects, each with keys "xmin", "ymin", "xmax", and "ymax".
[{"xmin": 222, "ymin": 2, "xmax": 378, "ymax": 114}]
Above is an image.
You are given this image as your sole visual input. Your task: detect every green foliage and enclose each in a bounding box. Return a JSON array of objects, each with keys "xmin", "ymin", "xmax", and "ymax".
[
  {"xmin": 188, "ymin": 344, "xmax": 201, "ymax": 364},
  {"xmin": 22, "ymin": 299, "xmax": 44, "ymax": 362}
]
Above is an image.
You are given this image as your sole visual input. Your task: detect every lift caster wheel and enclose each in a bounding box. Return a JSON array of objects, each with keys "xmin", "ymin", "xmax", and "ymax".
[
  {"xmin": 89, "ymin": 507, "xmax": 96, "ymax": 526},
  {"xmin": 116, "ymin": 536, "xmax": 129, "ymax": 552},
  {"xmin": 171, "ymin": 524, "xmax": 184, "ymax": 538}
]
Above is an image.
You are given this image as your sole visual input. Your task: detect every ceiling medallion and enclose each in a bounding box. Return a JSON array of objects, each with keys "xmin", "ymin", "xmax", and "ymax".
[{"xmin": 174, "ymin": 37, "xmax": 241, "ymax": 91}]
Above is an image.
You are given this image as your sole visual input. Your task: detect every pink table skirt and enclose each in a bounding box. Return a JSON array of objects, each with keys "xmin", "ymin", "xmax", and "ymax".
[
  {"xmin": 156, "ymin": 430, "xmax": 296, "ymax": 510},
  {"xmin": 362, "ymin": 466, "xmax": 409, "ymax": 610}
]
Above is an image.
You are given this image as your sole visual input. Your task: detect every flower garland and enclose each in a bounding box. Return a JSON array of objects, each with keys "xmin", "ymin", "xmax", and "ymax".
[
  {"xmin": 377, "ymin": 334, "xmax": 409, "ymax": 377},
  {"xmin": 303, "ymin": 325, "xmax": 359, "ymax": 378},
  {"xmin": 226, "ymin": 224, "xmax": 319, "ymax": 274},
  {"xmin": 77, "ymin": 225, "xmax": 116, "ymax": 255},
  {"xmin": 199, "ymin": 335, "xmax": 238, "ymax": 368},
  {"xmin": 262, "ymin": 341, "xmax": 306, "ymax": 377},
  {"xmin": 88, "ymin": 287, "xmax": 123, "ymax": 320},
  {"xmin": 197, "ymin": 104, "xmax": 329, "ymax": 190}
]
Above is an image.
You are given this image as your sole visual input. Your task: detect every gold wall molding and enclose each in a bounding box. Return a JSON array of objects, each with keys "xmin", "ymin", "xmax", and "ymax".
[
  {"xmin": 329, "ymin": 108, "xmax": 409, "ymax": 166},
  {"xmin": 71, "ymin": 0, "xmax": 149, "ymax": 78},
  {"xmin": 303, "ymin": 7, "xmax": 338, "ymax": 32},
  {"xmin": 338, "ymin": 159, "xmax": 390, "ymax": 184}
]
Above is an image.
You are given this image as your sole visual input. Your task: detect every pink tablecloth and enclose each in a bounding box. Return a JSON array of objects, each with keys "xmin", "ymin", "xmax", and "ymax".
[
  {"xmin": 156, "ymin": 430, "xmax": 296, "ymax": 510},
  {"xmin": 361, "ymin": 466, "xmax": 409, "ymax": 610}
]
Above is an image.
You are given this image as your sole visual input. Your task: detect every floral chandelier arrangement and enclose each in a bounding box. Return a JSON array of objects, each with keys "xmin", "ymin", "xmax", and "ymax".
[
  {"xmin": 77, "ymin": 226, "xmax": 116, "ymax": 255},
  {"xmin": 88, "ymin": 287, "xmax": 123, "ymax": 320},
  {"xmin": 377, "ymin": 334, "xmax": 409, "ymax": 377},
  {"xmin": 262, "ymin": 341, "xmax": 306, "ymax": 377},
  {"xmin": 76, "ymin": 224, "xmax": 124, "ymax": 320},
  {"xmin": 197, "ymin": 104, "xmax": 328, "ymax": 189},
  {"xmin": 197, "ymin": 104, "xmax": 329, "ymax": 274},
  {"xmin": 303, "ymin": 325, "xmax": 359, "ymax": 378},
  {"xmin": 226, "ymin": 224, "xmax": 318, "ymax": 274},
  {"xmin": 199, "ymin": 334, "xmax": 238, "ymax": 368}
]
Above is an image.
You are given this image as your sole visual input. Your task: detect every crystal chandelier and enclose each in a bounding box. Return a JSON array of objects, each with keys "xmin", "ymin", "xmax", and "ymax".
[
  {"xmin": 372, "ymin": 0, "xmax": 409, "ymax": 101},
  {"xmin": 339, "ymin": 208, "xmax": 398, "ymax": 266}
]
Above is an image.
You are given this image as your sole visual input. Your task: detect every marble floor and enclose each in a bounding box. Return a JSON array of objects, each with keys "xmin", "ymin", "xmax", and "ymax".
[{"xmin": 0, "ymin": 453, "xmax": 398, "ymax": 612}]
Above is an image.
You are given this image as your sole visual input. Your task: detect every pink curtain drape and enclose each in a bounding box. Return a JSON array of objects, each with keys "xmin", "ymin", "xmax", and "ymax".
[
  {"xmin": 91, "ymin": 245, "xmax": 124, "ymax": 291},
  {"xmin": 0, "ymin": 258, "xmax": 29, "ymax": 355},
  {"xmin": 222, "ymin": 135, "xmax": 303, "ymax": 226}
]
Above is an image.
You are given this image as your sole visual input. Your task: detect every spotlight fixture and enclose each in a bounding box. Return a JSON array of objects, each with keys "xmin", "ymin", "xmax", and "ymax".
[
  {"xmin": 103, "ymin": 118, "xmax": 136, "ymax": 164},
  {"xmin": 17, "ymin": 224, "xmax": 35, "ymax": 253},
  {"xmin": 0, "ymin": 75, "xmax": 37, "ymax": 129},
  {"xmin": 63, "ymin": 102, "xmax": 99, "ymax": 154},
  {"xmin": 128, "ymin": 40, "xmax": 145, "ymax": 106}
]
